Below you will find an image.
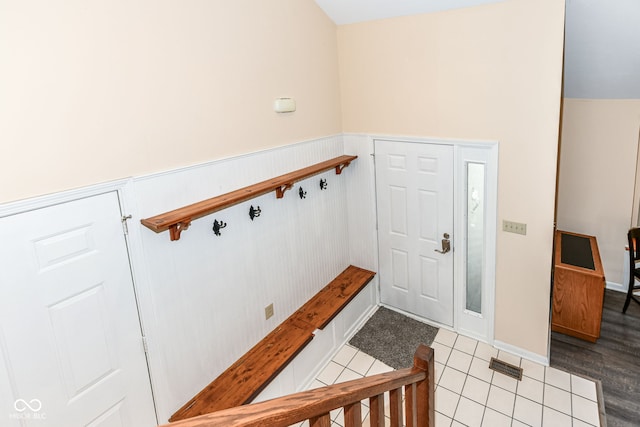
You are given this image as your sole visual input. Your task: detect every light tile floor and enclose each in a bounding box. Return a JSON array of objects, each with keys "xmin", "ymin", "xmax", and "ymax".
[{"xmin": 307, "ymin": 329, "xmax": 601, "ymax": 427}]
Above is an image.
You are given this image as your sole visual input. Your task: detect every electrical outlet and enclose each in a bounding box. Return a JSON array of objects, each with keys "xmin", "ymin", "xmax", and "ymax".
[
  {"xmin": 503, "ymin": 220, "xmax": 527, "ymax": 235},
  {"xmin": 265, "ymin": 303, "xmax": 274, "ymax": 320}
]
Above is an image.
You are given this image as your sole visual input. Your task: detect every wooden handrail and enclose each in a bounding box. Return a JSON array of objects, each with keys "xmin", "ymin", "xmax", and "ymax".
[
  {"xmin": 162, "ymin": 344, "xmax": 434, "ymax": 427},
  {"xmin": 140, "ymin": 155, "xmax": 357, "ymax": 241}
]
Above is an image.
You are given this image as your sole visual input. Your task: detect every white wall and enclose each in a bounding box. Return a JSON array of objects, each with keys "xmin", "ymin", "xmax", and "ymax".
[
  {"xmin": 557, "ymin": 99, "xmax": 640, "ymax": 288},
  {"xmin": 564, "ymin": 0, "xmax": 640, "ymax": 99},
  {"xmin": 313, "ymin": 0, "xmax": 509, "ymax": 25},
  {"xmin": 131, "ymin": 135, "xmax": 377, "ymax": 421}
]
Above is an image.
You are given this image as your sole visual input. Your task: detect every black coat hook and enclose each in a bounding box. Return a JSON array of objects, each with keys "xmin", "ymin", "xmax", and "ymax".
[
  {"xmin": 299, "ymin": 186, "xmax": 307, "ymax": 199},
  {"xmin": 320, "ymin": 178, "xmax": 327, "ymax": 190},
  {"xmin": 249, "ymin": 205, "xmax": 261, "ymax": 221},
  {"xmin": 212, "ymin": 219, "xmax": 227, "ymax": 236}
]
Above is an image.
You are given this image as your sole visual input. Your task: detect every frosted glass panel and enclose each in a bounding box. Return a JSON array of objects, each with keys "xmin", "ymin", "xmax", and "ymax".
[{"xmin": 466, "ymin": 163, "xmax": 485, "ymax": 313}]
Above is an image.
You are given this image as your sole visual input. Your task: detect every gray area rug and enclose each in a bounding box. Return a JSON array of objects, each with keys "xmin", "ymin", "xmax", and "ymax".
[{"xmin": 349, "ymin": 307, "xmax": 438, "ymax": 369}]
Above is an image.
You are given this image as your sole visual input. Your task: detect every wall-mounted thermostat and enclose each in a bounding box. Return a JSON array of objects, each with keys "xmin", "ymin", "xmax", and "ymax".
[{"xmin": 274, "ymin": 97, "xmax": 296, "ymax": 113}]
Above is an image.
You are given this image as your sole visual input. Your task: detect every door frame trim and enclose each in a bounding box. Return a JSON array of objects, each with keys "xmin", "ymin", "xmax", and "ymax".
[
  {"xmin": 453, "ymin": 142, "xmax": 499, "ymax": 344},
  {"xmin": 0, "ymin": 178, "xmax": 132, "ymax": 218},
  {"xmin": 0, "ymin": 178, "xmax": 160, "ymax": 424},
  {"xmin": 370, "ymin": 135, "xmax": 498, "ymax": 344}
]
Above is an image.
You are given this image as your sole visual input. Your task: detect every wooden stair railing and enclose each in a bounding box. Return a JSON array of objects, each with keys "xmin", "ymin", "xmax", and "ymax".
[{"xmin": 163, "ymin": 344, "xmax": 434, "ymax": 427}]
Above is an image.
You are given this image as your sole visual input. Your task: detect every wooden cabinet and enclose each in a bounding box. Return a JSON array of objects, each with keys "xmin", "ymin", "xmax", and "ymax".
[{"xmin": 551, "ymin": 230, "xmax": 605, "ymax": 342}]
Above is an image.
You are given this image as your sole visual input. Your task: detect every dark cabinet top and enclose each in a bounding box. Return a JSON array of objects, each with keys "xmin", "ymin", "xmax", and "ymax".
[{"xmin": 560, "ymin": 232, "xmax": 595, "ymax": 270}]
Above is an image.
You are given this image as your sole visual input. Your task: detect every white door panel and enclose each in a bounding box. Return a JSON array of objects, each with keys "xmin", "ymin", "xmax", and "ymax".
[
  {"xmin": 376, "ymin": 140, "xmax": 454, "ymax": 326},
  {"xmin": 0, "ymin": 192, "xmax": 156, "ymax": 426}
]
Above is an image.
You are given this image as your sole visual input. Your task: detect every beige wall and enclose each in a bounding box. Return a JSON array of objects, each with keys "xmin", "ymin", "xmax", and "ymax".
[
  {"xmin": 557, "ymin": 99, "xmax": 640, "ymax": 285},
  {"xmin": 0, "ymin": 0, "xmax": 341, "ymax": 203},
  {"xmin": 337, "ymin": 0, "xmax": 565, "ymax": 356},
  {"xmin": 1, "ymin": 0, "xmax": 567, "ymax": 357}
]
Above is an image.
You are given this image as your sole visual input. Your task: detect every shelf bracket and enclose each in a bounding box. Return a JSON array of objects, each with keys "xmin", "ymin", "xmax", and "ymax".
[
  {"xmin": 169, "ymin": 220, "xmax": 192, "ymax": 241},
  {"xmin": 275, "ymin": 183, "xmax": 293, "ymax": 199},
  {"xmin": 335, "ymin": 161, "xmax": 352, "ymax": 175}
]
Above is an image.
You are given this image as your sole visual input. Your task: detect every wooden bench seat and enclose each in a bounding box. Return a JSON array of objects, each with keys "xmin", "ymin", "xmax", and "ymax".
[
  {"xmin": 169, "ymin": 265, "xmax": 376, "ymax": 422},
  {"xmin": 293, "ymin": 266, "xmax": 378, "ymax": 330}
]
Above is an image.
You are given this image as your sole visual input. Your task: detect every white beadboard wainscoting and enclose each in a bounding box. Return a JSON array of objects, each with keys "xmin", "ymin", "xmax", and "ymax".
[
  {"xmin": 131, "ymin": 134, "xmax": 379, "ymax": 422},
  {"xmin": 344, "ymin": 134, "xmax": 378, "ymax": 273},
  {"xmin": 0, "ymin": 134, "xmax": 380, "ymax": 424},
  {"xmin": 252, "ymin": 282, "xmax": 377, "ymax": 404}
]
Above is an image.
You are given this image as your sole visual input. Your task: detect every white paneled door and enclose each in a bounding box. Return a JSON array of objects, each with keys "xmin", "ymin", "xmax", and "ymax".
[
  {"xmin": 375, "ymin": 140, "xmax": 454, "ymax": 326},
  {"xmin": 0, "ymin": 192, "xmax": 156, "ymax": 426}
]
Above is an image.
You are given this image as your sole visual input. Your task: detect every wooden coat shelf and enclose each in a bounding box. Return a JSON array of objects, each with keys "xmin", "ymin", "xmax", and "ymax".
[{"xmin": 140, "ymin": 155, "xmax": 357, "ymax": 241}]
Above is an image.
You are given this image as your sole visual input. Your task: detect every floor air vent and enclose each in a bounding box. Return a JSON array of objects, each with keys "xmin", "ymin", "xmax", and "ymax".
[{"xmin": 489, "ymin": 357, "xmax": 523, "ymax": 381}]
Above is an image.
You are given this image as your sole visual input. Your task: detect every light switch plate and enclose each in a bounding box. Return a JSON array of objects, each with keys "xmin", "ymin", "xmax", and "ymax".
[{"xmin": 503, "ymin": 220, "xmax": 527, "ymax": 235}]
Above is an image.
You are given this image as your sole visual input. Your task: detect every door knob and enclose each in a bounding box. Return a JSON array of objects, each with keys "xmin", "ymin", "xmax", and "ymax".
[{"xmin": 435, "ymin": 233, "xmax": 451, "ymax": 254}]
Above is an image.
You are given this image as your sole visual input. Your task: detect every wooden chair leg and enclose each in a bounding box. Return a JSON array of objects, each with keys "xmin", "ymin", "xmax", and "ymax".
[
  {"xmin": 623, "ymin": 278, "xmax": 640, "ymax": 314},
  {"xmin": 623, "ymin": 292, "xmax": 632, "ymax": 313}
]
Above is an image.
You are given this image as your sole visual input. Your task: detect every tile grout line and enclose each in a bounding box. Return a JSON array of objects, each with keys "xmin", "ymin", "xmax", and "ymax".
[
  {"xmin": 322, "ymin": 332, "xmax": 602, "ymax": 427},
  {"xmin": 514, "ymin": 368, "xmax": 523, "ymax": 425},
  {"xmin": 469, "ymin": 341, "xmax": 490, "ymax": 427},
  {"xmin": 569, "ymin": 373, "xmax": 574, "ymax": 424},
  {"xmin": 540, "ymin": 375, "xmax": 546, "ymax": 427}
]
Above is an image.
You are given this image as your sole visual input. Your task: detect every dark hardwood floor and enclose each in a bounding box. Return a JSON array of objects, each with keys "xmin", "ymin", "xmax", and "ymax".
[{"xmin": 550, "ymin": 289, "xmax": 640, "ymax": 427}]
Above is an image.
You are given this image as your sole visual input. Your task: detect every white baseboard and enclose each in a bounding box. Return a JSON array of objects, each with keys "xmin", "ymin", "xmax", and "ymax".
[
  {"xmin": 342, "ymin": 303, "xmax": 380, "ymax": 347},
  {"xmin": 296, "ymin": 302, "xmax": 380, "ymax": 392},
  {"xmin": 493, "ymin": 340, "xmax": 549, "ymax": 367},
  {"xmin": 606, "ymin": 281, "xmax": 626, "ymax": 293}
]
